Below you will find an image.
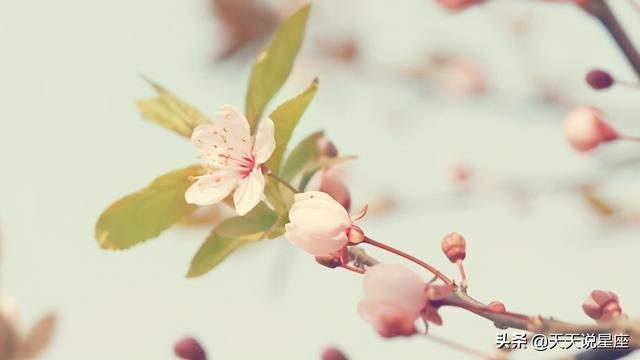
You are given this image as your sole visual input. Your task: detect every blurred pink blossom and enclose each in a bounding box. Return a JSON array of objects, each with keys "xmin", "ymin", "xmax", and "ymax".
[
  {"xmin": 582, "ymin": 290, "xmax": 622, "ymax": 323},
  {"xmin": 358, "ymin": 264, "xmax": 427, "ymax": 337},
  {"xmin": 563, "ymin": 107, "xmax": 618, "ymax": 151}
]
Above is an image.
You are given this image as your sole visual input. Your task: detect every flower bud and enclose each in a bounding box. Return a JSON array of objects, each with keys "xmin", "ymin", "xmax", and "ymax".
[
  {"xmin": 586, "ymin": 69, "xmax": 614, "ymax": 90},
  {"xmin": 564, "ymin": 107, "xmax": 618, "ymax": 151},
  {"xmin": 174, "ymin": 337, "xmax": 206, "ymax": 360},
  {"xmin": 441, "ymin": 232, "xmax": 466, "ymax": 263},
  {"xmin": 322, "ymin": 347, "xmax": 349, "ymax": 360},
  {"xmin": 285, "ymin": 192, "xmax": 351, "ymax": 256},
  {"xmin": 320, "ymin": 175, "xmax": 351, "ymax": 212},
  {"xmin": 358, "ymin": 264, "xmax": 427, "ymax": 338},
  {"xmin": 437, "ymin": 0, "xmax": 486, "ymax": 12},
  {"xmin": 305, "ymin": 168, "xmax": 351, "ymax": 211},
  {"xmin": 582, "ymin": 290, "xmax": 622, "ymax": 322},
  {"xmin": 316, "ymin": 137, "xmax": 339, "ymax": 158}
]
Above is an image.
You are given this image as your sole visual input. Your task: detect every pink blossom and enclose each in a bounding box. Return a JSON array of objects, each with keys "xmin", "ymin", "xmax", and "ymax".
[
  {"xmin": 358, "ymin": 264, "xmax": 427, "ymax": 337},
  {"xmin": 582, "ymin": 290, "xmax": 622, "ymax": 322},
  {"xmin": 285, "ymin": 191, "xmax": 352, "ymax": 256},
  {"xmin": 563, "ymin": 107, "xmax": 618, "ymax": 151},
  {"xmin": 186, "ymin": 105, "xmax": 275, "ymax": 215},
  {"xmin": 305, "ymin": 167, "xmax": 351, "ymax": 211}
]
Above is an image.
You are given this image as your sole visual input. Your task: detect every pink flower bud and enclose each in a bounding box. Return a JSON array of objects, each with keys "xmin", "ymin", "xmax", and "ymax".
[
  {"xmin": 582, "ymin": 290, "xmax": 622, "ymax": 322},
  {"xmin": 305, "ymin": 168, "xmax": 351, "ymax": 211},
  {"xmin": 586, "ymin": 69, "xmax": 614, "ymax": 90},
  {"xmin": 316, "ymin": 137, "xmax": 339, "ymax": 158},
  {"xmin": 285, "ymin": 192, "xmax": 351, "ymax": 256},
  {"xmin": 358, "ymin": 264, "xmax": 427, "ymax": 338},
  {"xmin": 174, "ymin": 337, "xmax": 206, "ymax": 360},
  {"xmin": 437, "ymin": 0, "xmax": 486, "ymax": 12},
  {"xmin": 564, "ymin": 107, "xmax": 618, "ymax": 151},
  {"xmin": 441, "ymin": 232, "xmax": 466, "ymax": 263},
  {"xmin": 320, "ymin": 175, "xmax": 351, "ymax": 212},
  {"xmin": 322, "ymin": 347, "xmax": 349, "ymax": 360}
]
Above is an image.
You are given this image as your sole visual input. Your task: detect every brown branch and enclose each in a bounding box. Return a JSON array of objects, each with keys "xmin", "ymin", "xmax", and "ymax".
[
  {"xmin": 433, "ymin": 289, "xmax": 640, "ymax": 348},
  {"xmin": 348, "ymin": 245, "xmax": 640, "ymax": 357}
]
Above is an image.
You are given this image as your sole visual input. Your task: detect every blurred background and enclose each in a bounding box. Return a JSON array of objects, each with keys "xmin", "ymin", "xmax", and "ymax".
[{"xmin": 1, "ymin": 0, "xmax": 640, "ymax": 358}]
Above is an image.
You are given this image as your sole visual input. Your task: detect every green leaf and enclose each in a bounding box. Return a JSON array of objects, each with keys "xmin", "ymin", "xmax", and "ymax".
[
  {"xmin": 215, "ymin": 202, "xmax": 278, "ymax": 240},
  {"xmin": 264, "ymin": 176, "xmax": 289, "ymax": 213},
  {"xmin": 264, "ymin": 78, "xmax": 319, "ymax": 174},
  {"xmin": 187, "ymin": 234, "xmax": 252, "ymax": 278},
  {"xmin": 186, "ymin": 202, "xmax": 278, "ymax": 277},
  {"xmin": 244, "ymin": 4, "xmax": 311, "ymax": 128},
  {"xmin": 266, "ymin": 211, "xmax": 289, "ymax": 239},
  {"xmin": 137, "ymin": 78, "xmax": 210, "ymax": 137},
  {"xmin": 280, "ymin": 131, "xmax": 324, "ymax": 182},
  {"xmin": 95, "ymin": 165, "xmax": 202, "ymax": 250}
]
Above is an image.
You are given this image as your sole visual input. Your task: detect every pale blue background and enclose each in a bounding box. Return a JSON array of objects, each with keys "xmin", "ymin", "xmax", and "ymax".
[{"xmin": 1, "ymin": 0, "xmax": 640, "ymax": 359}]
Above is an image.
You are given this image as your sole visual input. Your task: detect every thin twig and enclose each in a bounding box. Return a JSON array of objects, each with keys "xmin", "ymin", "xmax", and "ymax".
[
  {"xmin": 363, "ymin": 237, "xmax": 453, "ymax": 284},
  {"xmin": 265, "ymin": 171, "xmax": 299, "ymax": 194}
]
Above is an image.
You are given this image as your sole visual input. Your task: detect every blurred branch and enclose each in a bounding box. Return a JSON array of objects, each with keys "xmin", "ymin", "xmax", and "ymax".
[{"xmin": 584, "ymin": 0, "xmax": 640, "ymax": 79}]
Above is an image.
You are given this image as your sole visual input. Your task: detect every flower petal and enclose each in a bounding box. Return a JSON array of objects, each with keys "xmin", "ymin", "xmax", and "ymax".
[
  {"xmin": 289, "ymin": 191, "xmax": 350, "ymax": 229},
  {"xmin": 233, "ymin": 169, "xmax": 265, "ymax": 215},
  {"xmin": 358, "ymin": 300, "xmax": 417, "ymax": 338},
  {"xmin": 293, "ymin": 191, "xmax": 336, "ymax": 203},
  {"xmin": 191, "ymin": 124, "xmax": 228, "ymax": 166},
  {"xmin": 285, "ymin": 222, "xmax": 348, "ymax": 256},
  {"xmin": 362, "ymin": 264, "xmax": 427, "ymax": 317},
  {"xmin": 253, "ymin": 117, "xmax": 276, "ymax": 164},
  {"xmin": 185, "ymin": 173, "xmax": 238, "ymax": 206},
  {"xmin": 213, "ymin": 105, "xmax": 251, "ymax": 140}
]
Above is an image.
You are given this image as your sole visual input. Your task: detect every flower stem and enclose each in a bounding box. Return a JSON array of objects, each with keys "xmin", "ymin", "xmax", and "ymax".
[
  {"xmin": 456, "ymin": 260, "xmax": 468, "ymax": 290},
  {"xmin": 620, "ymin": 135, "xmax": 640, "ymax": 142},
  {"xmin": 341, "ymin": 264, "xmax": 365, "ymax": 274},
  {"xmin": 584, "ymin": 0, "xmax": 640, "ymax": 79},
  {"xmin": 266, "ymin": 172, "xmax": 299, "ymax": 194},
  {"xmin": 615, "ymin": 78, "xmax": 640, "ymax": 88},
  {"xmin": 362, "ymin": 236, "xmax": 453, "ymax": 285}
]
